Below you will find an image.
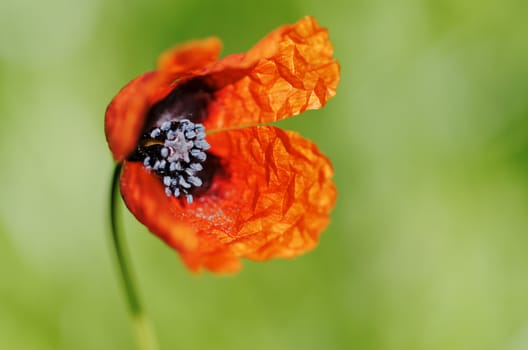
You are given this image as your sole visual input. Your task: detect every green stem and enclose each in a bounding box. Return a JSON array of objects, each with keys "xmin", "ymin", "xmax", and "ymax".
[{"xmin": 109, "ymin": 163, "xmax": 159, "ymax": 350}]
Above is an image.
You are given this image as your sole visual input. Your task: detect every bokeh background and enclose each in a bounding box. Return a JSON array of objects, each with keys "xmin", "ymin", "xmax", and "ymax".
[{"xmin": 1, "ymin": 0, "xmax": 528, "ymax": 349}]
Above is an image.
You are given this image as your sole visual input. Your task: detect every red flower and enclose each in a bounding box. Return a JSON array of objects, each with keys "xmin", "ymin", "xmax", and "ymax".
[{"xmin": 105, "ymin": 16, "xmax": 339, "ymax": 273}]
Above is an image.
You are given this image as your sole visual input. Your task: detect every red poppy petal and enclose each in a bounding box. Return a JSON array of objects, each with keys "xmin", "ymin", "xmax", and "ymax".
[
  {"xmin": 157, "ymin": 37, "xmax": 222, "ymax": 73},
  {"xmin": 106, "ymin": 18, "xmax": 338, "ymax": 161},
  {"xmin": 105, "ymin": 72, "xmax": 174, "ymax": 162},
  {"xmin": 119, "ymin": 126, "xmax": 335, "ymax": 273},
  {"xmin": 203, "ymin": 16, "xmax": 340, "ymax": 130},
  {"xmin": 120, "ymin": 162, "xmax": 243, "ymax": 273},
  {"xmin": 106, "ymin": 39, "xmax": 223, "ymax": 162},
  {"xmin": 208, "ymin": 127, "xmax": 336, "ymax": 262}
]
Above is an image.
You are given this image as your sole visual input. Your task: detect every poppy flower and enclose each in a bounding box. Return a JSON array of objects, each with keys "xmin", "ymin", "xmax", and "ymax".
[{"xmin": 105, "ymin": 16, "xmax": 339, "ymax": 273}]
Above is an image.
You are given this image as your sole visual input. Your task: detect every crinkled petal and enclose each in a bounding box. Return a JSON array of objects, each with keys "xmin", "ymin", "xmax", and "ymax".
[
  {"xmin": 119, "ymin": 126, "xmax": 336, "ymax": 273},
  {"xmin": 208, "ymin": 126, "xmax": 336, "ymax": 262},
  {"xmin": 157, "ymin": 37, "xmax": 222, "ymax": 73},
  {"xmin": 105, "ymin": 17, "xmax": 339, "ymax": 161},
  {"xmin": 203, "ymin": 16, "xmax": 340, "ymax": 130}
]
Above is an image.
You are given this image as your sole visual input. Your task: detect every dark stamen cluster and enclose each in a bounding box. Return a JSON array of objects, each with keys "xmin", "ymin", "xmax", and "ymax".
[{"xmin": 138, "ymin": 119, "xmax": 210, "ymax": 204}]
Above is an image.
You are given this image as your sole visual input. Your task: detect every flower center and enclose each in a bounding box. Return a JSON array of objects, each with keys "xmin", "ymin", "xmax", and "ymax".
[{"xmin": 138, "ymin": 119, "xmax": 210, "ymax": 204}]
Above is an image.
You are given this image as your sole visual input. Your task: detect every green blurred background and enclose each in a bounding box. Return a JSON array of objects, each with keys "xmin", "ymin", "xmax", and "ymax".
[{"xmin": 1, "ymin": 0, "xmax": 528, "ymax": 349}]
